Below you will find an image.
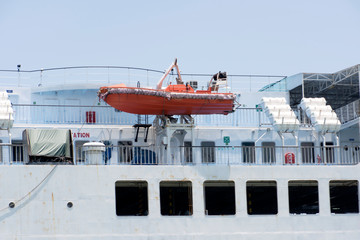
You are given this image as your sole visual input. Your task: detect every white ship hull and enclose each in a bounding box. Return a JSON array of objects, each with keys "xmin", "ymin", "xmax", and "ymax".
[
  {"xmin": 0, "ymin": 165, "xmax": 359, "ymax": 239},
  {"xmin": 0, "ymin": 64, "xmax": 359, "ymax": 239}
]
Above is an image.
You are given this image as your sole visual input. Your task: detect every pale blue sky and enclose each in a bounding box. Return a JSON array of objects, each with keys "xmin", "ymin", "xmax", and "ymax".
[{"xmin": 1, "ymin": 0, "xmax": 359, "ymax": 76}]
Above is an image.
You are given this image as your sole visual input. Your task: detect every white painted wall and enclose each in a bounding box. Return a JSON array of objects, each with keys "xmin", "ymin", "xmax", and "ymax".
[{"xmin": 0, "ymin": 165, "xmax": 358, "ymax": 239}]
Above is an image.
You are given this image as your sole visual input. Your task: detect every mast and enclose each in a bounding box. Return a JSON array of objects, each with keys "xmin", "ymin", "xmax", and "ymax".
[{"xmin": 156, "ymin": 58, "xmax": 183, "ymax": 90}]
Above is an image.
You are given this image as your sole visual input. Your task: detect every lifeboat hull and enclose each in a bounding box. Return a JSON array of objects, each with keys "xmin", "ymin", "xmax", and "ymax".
[{"xmin": 99, "ymin": 87, "xmax": 235, "ymax": 115}]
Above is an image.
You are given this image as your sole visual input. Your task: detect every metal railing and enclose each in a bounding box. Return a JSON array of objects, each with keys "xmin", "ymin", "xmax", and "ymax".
[
  {"xmin": 81, "ymin": 145, "xmax": 360, "ymax": 165},
  {"xmin": 0, "ymin": 66, "xmax": 286, "ymax": 93},
  {"xmin": 335, "ymin": 99, "xmax": 360, "ymax": 124},
  {"xmin": 195, "ymin": 108, "xmax": 271, "ymax": 127},
  {"xmin": 12, "ymin": 104, "xmax": 271, "ymax": 127},
  {"xmin": 12, "ymin": 104, "xmax": 137, "ymax": 125},
  {"xmin": 75, "ymin": 145, "xmax": 360, "ymax": 166},
  {"xmin": 0, "ymin": 144, "xmax": 24, "ymax": 165},
  {"xmin": 2, "ymin": 144, "xmax": 358, "ymax": 166}
]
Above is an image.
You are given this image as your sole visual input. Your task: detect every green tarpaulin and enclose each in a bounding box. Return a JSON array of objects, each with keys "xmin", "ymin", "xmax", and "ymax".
[{"xmin": 24, "ymin": 129, "xmax": 72, "ymax": 158}]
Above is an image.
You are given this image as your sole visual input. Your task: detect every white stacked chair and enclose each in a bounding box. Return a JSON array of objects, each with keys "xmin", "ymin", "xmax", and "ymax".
[
  {"xmin": 260, "ymin": 97, "xmax": 299, "ymax": 132},
  {"xmin": 299, "ymin": 98, "xmax": 340, "ymax": 132}
]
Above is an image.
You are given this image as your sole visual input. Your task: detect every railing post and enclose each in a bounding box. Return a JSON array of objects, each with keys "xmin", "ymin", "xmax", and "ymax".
[{"xmin": 336, "ymin": 146, "xmax": 340, "ymax": 165}]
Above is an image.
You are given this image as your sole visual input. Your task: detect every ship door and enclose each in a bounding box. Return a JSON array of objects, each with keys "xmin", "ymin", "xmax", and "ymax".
[{"xmin": 170, "ymin": 130, "xmax": 186, "ymax": 164}]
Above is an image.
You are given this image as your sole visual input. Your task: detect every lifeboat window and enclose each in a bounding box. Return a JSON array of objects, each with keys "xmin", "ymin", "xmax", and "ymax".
[
  {"xmin": 246, "ymin": 181, "xmax": 278, "ymax": 215},
  {"xmin": 115, "ymin": 181, "xmax": 148, "ymax": 216},
  {"xmin": 201, "ymin": 141, "xmax": 215, "ymax": 163},
  {"xmin": 160, "ymin": 181, "xmax": 193, "ymax": 216},
  {"xmin": 242, "ymin": 142, "xmax": 255, "ymax": 164},
  {"xmin": 320, "ymin": 142, "xmax": 334, "ymax": 164},
  {"xmin": 184, "ymin": 141, "xmax": 193, "ymax": 163},
  {"xmin": 118, "ymin": 141, "xmax": 133, "ymax": 164},
  {"xmin": 301, "ymin": 142, "xmax": 315, "ymax": 164},
  {"xmin": 204, "ymin": 181, "xmax": 235, "ymax": 215},
  {"xmin": 329, "ymin": 180, "xmax": 359, "ymax": 214},
  {"xmin": 12, "ymin": 140, "xmax": 24, "ymax": 164},
  {"xmin": 75, "ymin": 140, "xmax": 89, "ymax": 164},
  {"xmin": 288, "ymin": 181, "xmax": 319, "ymax": 214},
  {"xmin": 262, "ymin": 142, "xmax": 275, "ymax": 164}
]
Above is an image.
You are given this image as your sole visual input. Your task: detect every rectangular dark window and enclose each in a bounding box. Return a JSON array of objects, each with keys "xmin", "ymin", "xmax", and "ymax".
[
  {"xmin": 330, "ymin": 180, "xmax": 359, "ymax": 214},
  {"xmin": 301, "ymin": 142, "xmax": 315, "ymax": 164},
  {"xmin": 118, "ymin": 141, "xmax": 133, "ymax": 164},
  {"xmin": 184, "ymin": 141, "xmax": 193, "ymax": 163},
  {"xmin": 115, "ymin": 181, "xmax": 148, "ymax": 216},
  {"xmin": 288, "ymin": 181, "xmax": 319, "ymax": 214},
  {"xmin": 201, "ymin": 141, "xmax": 215, "ymax": 163},
  {"xmin": 321, "ymin": 142, "xmax": 334, "ymax": 164},
  {"xmin": 262, "ymin": 142, "xmax": 275, "ymax": 164},
  {"xmin": 243, "ymin": 142, "xmax": 255, "ymax": 163},
  {"xmin": 12, "ymin": 140, "xmax": 24, "ymax": 164},
  {"xmin": 247, "ymin": 181, "xmax": 277, "ymax": 215},
  {"xmin": 204, "ymin": 181, "xmax": 235, "ymax": 215},
  {"xmin": 160, "ymin": 181, "xmax": 192, "ymax": 216}
]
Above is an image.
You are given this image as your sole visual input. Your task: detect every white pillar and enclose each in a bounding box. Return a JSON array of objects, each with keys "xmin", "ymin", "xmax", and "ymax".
[
  {"xmin": 277, "ymin": 179, "xmax": 289, "ymax": 216},
  {"xmin": 236, "ymin": 179, "xmax": 248, "ymax": 216},
  {"xmin": 148, "ymin": 179, "xmax": 161, "ymax": 218},
  {"xmin": 192, "ymin": 179, "xmax": 205, "ymax": 218},
  {"xmin": 318, "ymin": 179, "xmax": 331, "ymax": 216}
]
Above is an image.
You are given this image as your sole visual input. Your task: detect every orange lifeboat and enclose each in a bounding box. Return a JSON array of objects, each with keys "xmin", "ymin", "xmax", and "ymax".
[{"xmin": 98, "ymin": 60, "xmax": 236, "ymax": 115}]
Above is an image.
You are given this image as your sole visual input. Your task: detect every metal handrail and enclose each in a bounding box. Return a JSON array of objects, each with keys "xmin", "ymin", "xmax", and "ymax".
[
  {"xmin": 335, "ymin": 99, "xmax": 360, "ymax": 123},
  {"xmin": 2, "ymin": 144, "xmax": 358, "ymax": 166},
  {"xmin": 11, "ymin": 104, "xmax": 271, "ymax": 126},
  {"xmin": 0, "ymin": 65, "xmax": 286, "ymax": 78}
]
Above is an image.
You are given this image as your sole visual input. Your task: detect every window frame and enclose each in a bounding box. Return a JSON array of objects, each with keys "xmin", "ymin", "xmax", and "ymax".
[
  {"xmin": 201, "ymin": 141, "xmax": 215, "ymax": 163},
  {"xmin": 204, "ymin": 180, "xmax": 236, "ymax": 215},
  {"xmin": 288, "ymin": 180, "xmax": 319, "ymax": 215},
  {"xmin": 159, "ymin": 181, "xmax": 193, "ymax": 216},
  {"xmin": 246, "ymin": 180, "xmax": 278, "ymax": 215},
  {"xmin": 115, "ymin": 181, "xmax": 149, "ymax": 216}
]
